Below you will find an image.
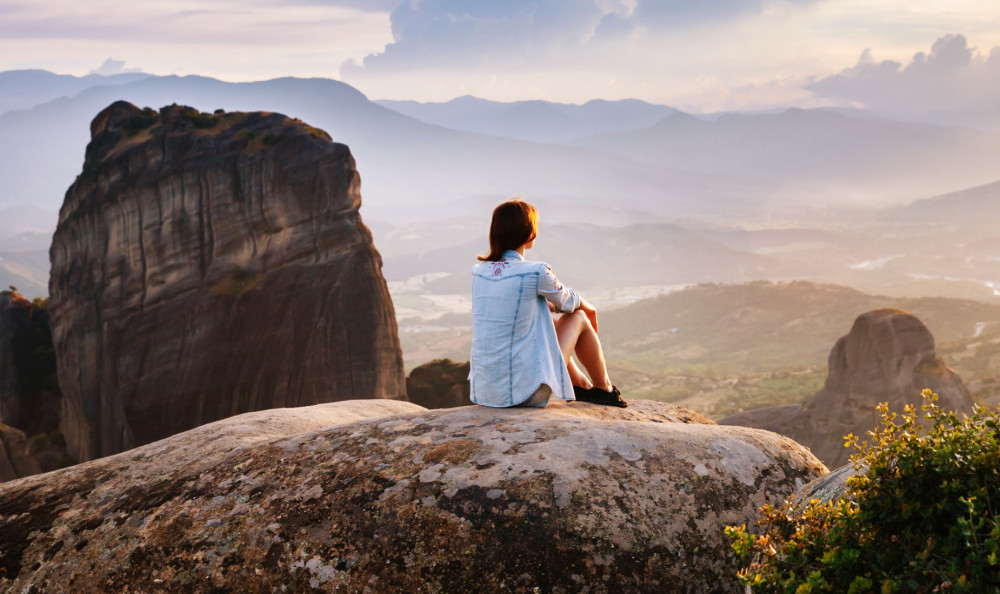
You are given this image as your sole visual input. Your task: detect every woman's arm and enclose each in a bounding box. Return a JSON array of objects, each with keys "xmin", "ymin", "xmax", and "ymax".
[{"xmin": 538, "ymin": 264, "xmax": 581, "ymax": 313}]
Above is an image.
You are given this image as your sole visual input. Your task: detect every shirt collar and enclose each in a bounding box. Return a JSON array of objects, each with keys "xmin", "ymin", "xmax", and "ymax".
[{"xmin": 501, "ymin": 250, "xmax": 524, "ymax": 261}]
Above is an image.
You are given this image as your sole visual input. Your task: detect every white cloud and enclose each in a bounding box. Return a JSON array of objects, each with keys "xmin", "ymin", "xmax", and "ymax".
[
  {"xmin": 342, "ymin": 0, "xmax": 822, "ymax": 74},
  {"xmin": 88, "ymin": 58, "xmax": 142, "ymax": 76},
  {"xmin": 806, "ymin": 34, "xmax": 1000, "ymax": 114}
]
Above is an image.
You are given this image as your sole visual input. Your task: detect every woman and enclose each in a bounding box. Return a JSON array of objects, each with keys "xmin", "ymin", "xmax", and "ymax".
[{"xmin": 469, "ymin": 200, "xmax": 627, "ymax": 408}]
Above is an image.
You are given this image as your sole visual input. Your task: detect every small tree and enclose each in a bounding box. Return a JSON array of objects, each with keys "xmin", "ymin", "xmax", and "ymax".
[{"xmin": 727, "ymin": 390, "xmax": 1000, "ymax": 593}]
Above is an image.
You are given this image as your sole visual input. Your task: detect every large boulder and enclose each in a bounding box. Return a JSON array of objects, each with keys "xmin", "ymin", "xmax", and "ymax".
[
  {"xmin": 0, "ymin": 399, "xmax": 825, "ymax": 593},
  {"xmin": 721, "ymin": 308, "xmax": 974, "ymax": 468},
  {"xmin": 49, "ymin": 102, "xmax": 406, "ymax": 462},
  {"xmin": 405, "ymin": 358, "xmax": 471, "ymax": 408}
]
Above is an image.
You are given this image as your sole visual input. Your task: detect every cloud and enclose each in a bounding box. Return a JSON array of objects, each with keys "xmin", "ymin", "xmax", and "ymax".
[
  {"xmin": 342, "ymin": 0, "xmax": 822, "ymax": 74},
  {"xmin": 88, "ymin": 58, "xmax": 142, "ymax": 76},
  {"xmin": 806, "ymin": 34, "xmax": 1000, "ymax": 114}
]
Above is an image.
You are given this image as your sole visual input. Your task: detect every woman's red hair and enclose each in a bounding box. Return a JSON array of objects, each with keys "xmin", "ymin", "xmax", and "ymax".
[{"xmin": 478, "ymin": 200, "xmax": 538, "ymax": 262}]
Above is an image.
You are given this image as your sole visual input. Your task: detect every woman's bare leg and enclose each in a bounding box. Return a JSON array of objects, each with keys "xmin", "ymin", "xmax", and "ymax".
[
  {"xmin": 566, "ymin": 356, "xmax": 592, "ymax": 389},
  {"xmin": 555, "ymin": 310, "xmax": 612, "ymax": 391}
]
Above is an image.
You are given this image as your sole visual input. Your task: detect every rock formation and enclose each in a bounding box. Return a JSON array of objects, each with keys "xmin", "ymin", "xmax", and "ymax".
[
  {"xmin": 0, "ymin": 399, "xmax": 826, "ymax": 593},
  {"xmin": 405, "ymin": 358, "xmax": 471, "ymax": 408},
  {"xmin": 0, "ymin": 290, "xmax": 65, "ymax": 480},
  {"xmin": 0, "ymin": 425, "xmax": 39, "ymax": 482},
  {"xmin": 720, "ymin": 308, "xmax": 974, "ymax": 468},
  {"xmin": 49, "ymin": 102, "xmax": 405, "ymax": 463}
]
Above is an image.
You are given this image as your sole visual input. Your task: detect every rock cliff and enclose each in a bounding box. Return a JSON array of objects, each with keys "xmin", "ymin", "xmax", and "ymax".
[
  {"xmin": 0, "ymin": 290, "xmax": 65, "ymax": 479},
  {"xmin": 720, "ymin": 308, "xmax": 973, "ymax": 468},
  {"xmin": 0, "ymin": 399, "xmax": 826, "ymax": 593},
  {"xmin": 49, "ymin": 102, "xmax": 405, "ymax": 463}
]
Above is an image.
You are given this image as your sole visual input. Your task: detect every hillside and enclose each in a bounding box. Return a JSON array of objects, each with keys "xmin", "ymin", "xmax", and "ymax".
[
  {"xmin": 601, "ymin": 280, "xmax": 1000, "ymax": 371},
  {"xmin": 891, "ymin": 178, "xmax": 1000, "ymax": 226}
]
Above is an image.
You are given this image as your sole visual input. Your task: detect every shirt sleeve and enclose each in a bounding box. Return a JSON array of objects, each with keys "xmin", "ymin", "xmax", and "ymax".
[{"xmin": 538, "ymin": 264, "xmax": 580, "ymax": 313}]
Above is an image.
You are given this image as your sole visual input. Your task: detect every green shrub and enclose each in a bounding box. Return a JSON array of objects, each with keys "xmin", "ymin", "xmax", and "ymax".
[
  {"xmin": 261, "ymin": 133, "xmax": 283, "ymax": 147},
  {"xmin": 124, "ymin": 107, "xmax": 158, "ymax": 136},
  {"xmin": 184, "ymin": 110, "xmax": 220, "ymax": 129},
  {"xmin": 727, "ymin": 390, "xmax": 1000, "ymax": 593}
]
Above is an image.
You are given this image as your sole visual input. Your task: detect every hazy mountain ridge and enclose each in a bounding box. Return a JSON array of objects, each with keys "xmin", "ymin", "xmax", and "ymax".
[
  {"xmin": 0, "ymin": 69, "xmax": 151, "ymax": 116},
  {"xmin": 570, "ymin": 108, "xmax": 1000, "ymax": 199},
  {"xmin": 375, "ymin": 95, "xmax": 678, "ymax": 142},
  {"xmin": 892, "ymin": 178, "xmax": 1000, "ymax": 224}
]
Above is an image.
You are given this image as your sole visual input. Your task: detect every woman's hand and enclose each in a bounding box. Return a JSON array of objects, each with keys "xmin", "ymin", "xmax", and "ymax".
[{"xmin": 579, "ymin": 299, "xmax": 598, "ymax": 333}]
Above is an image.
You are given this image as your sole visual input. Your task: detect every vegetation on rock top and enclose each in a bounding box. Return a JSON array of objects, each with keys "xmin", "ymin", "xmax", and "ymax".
[{"xmin": 727, "ymin": 390, "xmax": 1000, "ymax": 592}]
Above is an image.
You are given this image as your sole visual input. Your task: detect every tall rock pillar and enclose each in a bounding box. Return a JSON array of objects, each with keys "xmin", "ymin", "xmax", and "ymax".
[{"xmin": 50, "ymin": 102, "xmax": 405, "ymax": 462}]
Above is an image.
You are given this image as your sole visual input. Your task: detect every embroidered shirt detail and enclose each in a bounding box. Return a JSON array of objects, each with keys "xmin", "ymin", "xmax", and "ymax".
[{"xmin": 492, "ymin": 260, "xmax": 510, "ymax": 276}]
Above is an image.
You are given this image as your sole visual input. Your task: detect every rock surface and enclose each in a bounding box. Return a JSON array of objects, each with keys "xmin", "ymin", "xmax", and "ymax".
[
  {"xmin": 0, "ymin": 399, "xmax": 825, "ymax": 593},
  {"xmin": 405, "ymin": 358, "xmax": 471, "ymax": 408},
  {"xmin": 49, "ymin": 102, "xmax": 405, "ymax": 463},
  {"xmin": 720, "ymin": 308, "xmax": 974, "ymax": 468}
]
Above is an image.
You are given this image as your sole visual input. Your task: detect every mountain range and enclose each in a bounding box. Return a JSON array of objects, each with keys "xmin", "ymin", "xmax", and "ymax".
[
  {"xmin": 376, "ymin": 95, "xmax": 678, "ymax": 143},
  {"xmin": 0, "ymin": 73, "xmax": 767, "ymax": 224},
  {"xmin": 2, "ymin": 69, "xmax": 999, "ymax": 304}
]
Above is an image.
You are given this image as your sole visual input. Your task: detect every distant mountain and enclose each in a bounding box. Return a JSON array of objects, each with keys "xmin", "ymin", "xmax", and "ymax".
[
  {"xmin": 601, "ymin": 280, "xmax": 1000, "ymax": 373},
  {"xmin": 0, "ymin": 73, "xmax": 769, "ymax": 222},
  {"xmin": 376, "ymin": 96, "xmax": 678, "ymax": 142},
  {"xmin": 571, "ymin": 108, "xmax": 1000, "ymax": 200},
  {"xmin": 0, "ymin": 69, "xmax": 151, "ymax": 116},
  {"xmin": 893, "ymin": 179, "xmax": 1000, "ymax": 225},
  {"xmin": 0, "ymin": 250, "xmax": 48, "ymax": 297}
]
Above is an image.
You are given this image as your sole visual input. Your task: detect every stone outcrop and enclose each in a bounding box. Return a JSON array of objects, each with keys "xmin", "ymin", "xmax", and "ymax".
[
  {"xmin": 0, "ymin": 399, "xmax": 826, "ymax": 593},
  {"xmin": 405, "ymin": 358, "xmax": 471, "ymax": 408},
  {"xmin": 0, "ymin": 290, "xmax": 66, "ymax": 480},
  {"xmin": 0, "ymin": 425, "xmax": 39, "ymax": 482},
  {"xmin": 0, "ymin": 290, "xmax": 37, "ymax": 427},
  {"xmin": 720, "ymin": 308, "xmax": 974, "ymax": 468},
  {"xmin": 49, "ymin": 102, "xmax": 405, "ymax": 463}
]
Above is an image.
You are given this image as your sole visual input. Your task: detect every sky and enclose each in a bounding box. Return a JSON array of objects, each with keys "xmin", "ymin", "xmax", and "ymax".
[{"xmin": 2, "ymin": 0, "xmax": 1000, "ymax": 113}]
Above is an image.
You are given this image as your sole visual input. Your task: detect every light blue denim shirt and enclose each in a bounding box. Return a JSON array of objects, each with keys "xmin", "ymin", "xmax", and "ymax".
[{"xmin": 469, "ymin": 250, "xmax": 581, "ymax": 407}]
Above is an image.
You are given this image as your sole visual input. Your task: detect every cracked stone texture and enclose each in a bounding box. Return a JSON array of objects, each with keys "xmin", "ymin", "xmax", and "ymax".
[
  {"xmin": 0, "ymin": 399, "xmax": 825, "ymax": 593},
  {"xmin": 49, "ymin": 101, "xmax": 406, "ymax": 463},
  {"xmin": 720, "ymin": 309, "xmax": 973, "ymax": 468}
]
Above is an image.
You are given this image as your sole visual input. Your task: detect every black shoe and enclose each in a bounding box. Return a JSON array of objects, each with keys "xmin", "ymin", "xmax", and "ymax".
[
  {"xmin": 574, "ymin": 385, "xmax": 628, "ymax": 408},
  {"xmin": 573, "ymin": 385, "xmax": 594, "ymax": 401}
]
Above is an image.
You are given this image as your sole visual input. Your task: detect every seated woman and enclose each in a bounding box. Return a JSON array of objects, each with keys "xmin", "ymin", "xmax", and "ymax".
[{"xmin": 469, "ymin": 199, "xmax": 627, "ymax": 408}]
